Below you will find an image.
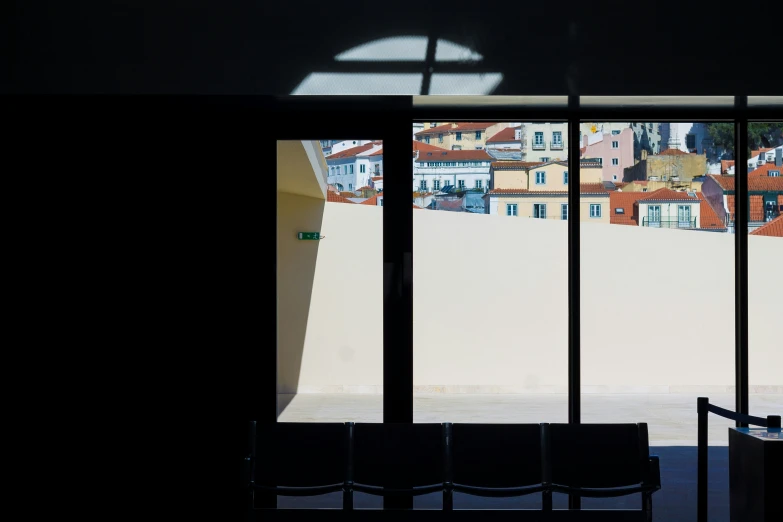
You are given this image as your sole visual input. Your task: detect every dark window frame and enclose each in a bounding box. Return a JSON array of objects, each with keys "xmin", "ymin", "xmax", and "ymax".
[{"xmin": 267, "ymin": 95, "xmax": 781, "ymax": 435}]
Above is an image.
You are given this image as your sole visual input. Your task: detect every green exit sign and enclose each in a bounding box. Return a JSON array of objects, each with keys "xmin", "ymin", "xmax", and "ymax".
[{"xmin": 297, "ymin": 232, "xmax": 321, "ymax": 240}]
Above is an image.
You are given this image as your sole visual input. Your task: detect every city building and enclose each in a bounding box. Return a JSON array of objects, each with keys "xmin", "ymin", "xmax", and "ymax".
[
  {"xmin": 325, "ymin": 141, "xmax": 383, "ymax": 192},
  {"xmin": 414, "ymin": 122, "xmax": 512, "ymax": 150},
  {"xmin": 749, "ymin": 214, "xmax": 783, "ymax": 237},
  {"xmin": 608, "ymin": 190, "xmax": 725, "ymax": 231},
  {"xmin": 580, "ymin": 122, "xmax": 666, "ymax": 159},
  {"xmin": 623, "ymin": 148, "xmax": 707, "ymax": 185},
  {"xmin": 485, "ymin": 125, "xmax": 523, "ymax": 150},
  {"xmin": 522, "ymin": 122, "xmax": 568, "ymax": 163},
  {"xmin": 320, "ymin": 139, "xmax": 374, "ymax": 157},
  {"xmin": 701, "ymin": 174, "xmax": 783, "ymax": 232},
  {"xmin": 580, "ymin": 128, "xmax": 635, "ymax": 182},
  {"xmin": 484, "ymin": 159, "xmax": 607, "ymax": 221},
  {"xmin": 661, "ymin": 123, "xmax": 713, "ymax": 156},
  {"xmin": 413, "ymin": 149, "xmax": 494, "ymax": 192}
]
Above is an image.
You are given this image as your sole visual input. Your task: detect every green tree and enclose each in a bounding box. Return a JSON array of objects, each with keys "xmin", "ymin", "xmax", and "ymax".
[{"xmin": 705, "ymin": 122, "xmax": 783, "ymax": 157}]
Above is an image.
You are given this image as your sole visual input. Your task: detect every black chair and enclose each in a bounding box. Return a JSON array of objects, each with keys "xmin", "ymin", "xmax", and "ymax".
[
  {"xmin": 448, "ymin": 423, "xmax": 550, "ymax": 510},
  {"xmin": 351, "ymin": 423, "xmax": 447, "ymax": 507},
  {"xmin": 548, "ymin": 423, "xmax": 661, "ymax": 519},
  {"xmin": 248, "ymin": 421, "xmax": 350, "ymax": 510}
]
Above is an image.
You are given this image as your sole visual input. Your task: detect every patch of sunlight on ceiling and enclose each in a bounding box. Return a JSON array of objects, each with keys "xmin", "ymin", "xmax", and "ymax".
[
  {"xmin": 429, "ymin": 74, "xmax": 503, "ymax": 95},
  {"xmin": 291, "ymin": 73, "xmax": 424, "ymax": 95},
  {"xmin": 434, "ymin": 40, "xmax": 483, "ymax": 62},
  {"xmin": 335, "ymin": 36, "xmax": 428, "ymax": 61}
]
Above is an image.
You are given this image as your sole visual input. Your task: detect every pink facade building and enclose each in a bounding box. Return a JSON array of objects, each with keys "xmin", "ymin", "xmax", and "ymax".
[{"xmin": 581, "ymin": 128, "xmax": 635, "ymax": 182}]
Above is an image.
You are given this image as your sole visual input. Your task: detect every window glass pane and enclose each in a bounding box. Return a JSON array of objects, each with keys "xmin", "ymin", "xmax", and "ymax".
[
  {"xmin": 414, "ymin": 121, "xmax": 568, "ymax": 430},
  {"xmin": 277, "ymin": 139, "xmax": 383, "ymax": 426},
  {"xmin": 747, "ymin": 122, "xmax": 783, "ymax": 418},
  {"xmin": 580, "ymin": 121, "xmax": 736, "ymax": 513}
]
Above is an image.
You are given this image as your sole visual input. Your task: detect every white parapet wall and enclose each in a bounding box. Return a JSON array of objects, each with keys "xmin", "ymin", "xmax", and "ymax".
[{"xmin": 277, "ymin": 198, "xmax": 783, "ymax": 394}]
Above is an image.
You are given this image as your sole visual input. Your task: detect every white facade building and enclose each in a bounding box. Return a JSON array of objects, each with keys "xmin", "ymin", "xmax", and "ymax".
[
  {"xmin": 522, "ymin": 122, "xmax": 568, "ymax": 163},
  {"xmin": 661, "ymin": 123, "xmax": 711, "ymax": 155},
  {"xmin": 327, "ymin": 139, "xmax": 374, "ymax": 157},
  {"xmin": 413, "ymin": 149, "xmax": 493, "ymax": 192},
  {"xmin": 580, "ymin": 122, "xmax": 666, "ymax": 158},
  {"xmin": 325, "ymin": 142, "xmax": 383, "ymax": 192}
]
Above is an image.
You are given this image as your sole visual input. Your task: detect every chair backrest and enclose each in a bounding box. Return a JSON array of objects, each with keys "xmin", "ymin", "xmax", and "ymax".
[
  {"xmin": 353, "ymin": 423, "xmax": 444, "ymax": 488},
  {"xmin": 548, "ymin": 423, "xmax": 649, "ymax": 488},
  {"xmin": 255, "ymin": 422, "xmax": 347, "ymax": 488},
  {"xmin": 451, "ymin": 423, "xmax": 543, "ymax": 487}
]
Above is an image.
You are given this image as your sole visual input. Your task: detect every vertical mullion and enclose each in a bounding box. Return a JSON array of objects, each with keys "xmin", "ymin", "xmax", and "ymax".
[
  {"xmin": 567, "ymin": 95, "xmax": 581, "ymax": 511},
  {"xmin": 382, "ymin": 102, "xmax": 413, "ymax": 510},
  {"xmin": 383, "ymin": 107, "xmax": 414, "ymax": 425},
  {"xmin": 734, "ymin": 97, "xmax": 749, "ymax": 426}
]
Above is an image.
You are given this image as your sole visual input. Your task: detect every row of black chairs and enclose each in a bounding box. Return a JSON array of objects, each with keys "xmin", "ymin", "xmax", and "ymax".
[{"xmin": 245, "ymin": 422, "xmax": 660, "ymax": 520}]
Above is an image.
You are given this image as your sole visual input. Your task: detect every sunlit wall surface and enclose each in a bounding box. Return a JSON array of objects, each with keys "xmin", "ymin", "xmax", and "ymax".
[
  {"xmin": 747, "ymin": 122, "xmax": 783, "ymax": 416},
  {"xmin": 276, "ymin": 139, "xmax": 383, "ymax": 423},
  {"xmin": 413, "ymin": 121, "xmax": 569, "ymax": 423},
  {"xmin": 292, "ymin": 36, "xmax": 503, "ymax": 95}
]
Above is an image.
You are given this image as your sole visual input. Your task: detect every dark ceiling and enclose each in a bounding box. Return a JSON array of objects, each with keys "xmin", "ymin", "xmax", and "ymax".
[{"xmin": 6, "ymin": 2, "xmax": 766, "ymax": 95}]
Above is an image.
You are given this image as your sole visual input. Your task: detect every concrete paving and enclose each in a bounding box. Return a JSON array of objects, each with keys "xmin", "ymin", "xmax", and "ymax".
[{"xmin": 275, "ymin": 393, "xmax": 783, "ymax": 521}]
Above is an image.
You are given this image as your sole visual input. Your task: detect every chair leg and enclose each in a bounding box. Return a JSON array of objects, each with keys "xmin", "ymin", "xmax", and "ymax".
[
  {"xmin": 542, "ymin": 490, "xmax": 552, "ymax": 512},
  {"xmin": 642, "ymin": 492, "xmax": 652, "ymax": 522},
  {"xmin": 443, "ymin": 490, "xmax": 453, "ymax": 511},
  {"xmin": 343, "ymin": 490, "xmax": 353, "ymax": 510}
]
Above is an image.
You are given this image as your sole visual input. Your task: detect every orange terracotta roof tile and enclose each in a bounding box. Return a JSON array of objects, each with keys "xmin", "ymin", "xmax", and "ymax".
[
  {"xmin": 609, "ymin": 192, "xmax": 642, "ymax": 226},
  {"xmin": 356, "ymin": 185, "xmax": 374, "ymax": 191},
  {"xmin": 658, "ymin": 148, "xmax": 689, "ymax": 156},
  {"xmin": 709, "ymin": 175, "xmax": 783, "ymax": 192},
  {"xmin": 486, "ymin": 126, "xmax": 521, "ymax": 143},
  {"xmin": 412, "ymin": 140, "xmax": 447, "ymax": 153},
  {"xmin": 490, "ymin": 161, "xmax": 544, "ymax": 169},
  {"xmin": 750, "ymin": 214, "xmax": 783, "ymax": 237},
  {"xmin": 327, "ymin": 192, "xmax": 356, "ymax": 203},
  {"xmin": 721, "ymin": 160, "xmax": 735, "ymax": 173},
  {"xmin": 327, "ymin": 142, "xmax": 379, "ymax": 159},
  {"xmin": 696, "ymin": 193, "xmax": 727, "ymax": 230},
  {"xmin": 415, "ymin": 149, "xmax": 494, "ymax": 162},
  {"xmin": 360, "ymin": 194, "xmax": 382, "ymax": 206},
  {"xmin": 371, "ymin": 176, "xmax": 383, "ymax": 181},
  {"xmin": 488, "ymin": 183, "xmax": 608, "ymax": 196},
  {"xmin": 749, "ymin": 163, "xmax": 783, "ymax": 177}
]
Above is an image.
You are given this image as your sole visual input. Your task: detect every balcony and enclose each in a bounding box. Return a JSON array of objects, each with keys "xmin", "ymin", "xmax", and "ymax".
[
  {"xmin": 550, "ymin": 140, "xmax": 564, "ymax": 150},
  {"xmin": 641, "ymin": 218, "xmax": 696, "ymax": 229},
  {"xmin": 531, "ymin": 142, "xmax": 546, "ymax": 150}
]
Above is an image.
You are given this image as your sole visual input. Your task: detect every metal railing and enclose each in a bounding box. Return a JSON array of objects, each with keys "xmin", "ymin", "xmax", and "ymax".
[
  {"xmin": 641, "ymin": 218, "xmax": 696, "ymax": 229},
  {"xmin": 550, "ymin": 140, "xmax": 564, "ymax": 150},
  {"xmin": 531, "ymin": 142, "xmax": 546, "ymax": 150},
  {"xmin": 696, "ymin": 397, "xmax": 781, "ymax": 522}
]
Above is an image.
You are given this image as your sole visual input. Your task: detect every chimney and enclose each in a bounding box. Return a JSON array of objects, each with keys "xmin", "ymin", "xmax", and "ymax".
[
  {"xmin": 776, "ymin": 148, "xmax": 782, "ymax": 167},
  {"xmin": 451, "ymin": 123, "xmax": 458, "ymax": 129}
]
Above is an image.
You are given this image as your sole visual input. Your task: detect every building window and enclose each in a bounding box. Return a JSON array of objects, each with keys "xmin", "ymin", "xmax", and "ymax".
[
  {"xmin": 612, "ymin": 130, "xmax": 621, "ymax": 135},
  {"xmin": 349, "ymin": 183, "xmax": 353, "ymax": 191},
  {"xmin": 613, "ymin": 175, "xmax": 617, "ymax": 180},
  {"xmin": 533, "ymin": 204, "xmax": 547, "ymax": 219},
  {"xmin": 552, "ymin": 131, "xmax": 562, "ymax": 147},
  {"xmin": 458, "ymin": 179, "xmax": 466, "ymax": 189},
  {"xmin": 438, "ymin": 133, "xmax": 444, "ymax": 143},
  {"xmin": 612, "ymin": 141, "xmax": 619, "ymax": 149},
  {"xmin": 507, "ymin": 204, "xmax": 517, "ymax": 216},
  {"xmin": 612, "ymin": 158, "xmax": 619, "ymax": 166},
  {"xmin": 642, "ymin": 188, "xmax": 648, "ymax": 192},
  {"xmin": 350, "ymin": 165, "xmax": 354, "ymax": 174},
  {"xmin": 769, "ymin": 170, "xmax": 780, "ymax": 177},
  {"xmin": 561, "ymin": 203, "xmax": 568, "ymax": 220},
  {"xmin": 456, "ymin": 132, "xmax": 462, "ymax": 141},
  {"xmin": 648, "ymin": 124, "xmax": 653, "ymax": 132},
  {"xmin": 563, "ymin": 171, "xmax": 568, "ymax": 184},
  {"xmin": 534, "ymin": 132, "xmax": 544, "ymax": 146},
  {"xmin": 425, "ymin": 136, "xmax": 430, "ymax": 144},
  {"xmin": 541, "ymin": 157, "xmax": 550, "ymax": 162},
  {"xmin": 379, "ymin": 199, "xmax": 383, "ymax": 206},
  {"xmin": 360, "ymin": 164, "xmax": 365, "ymax": 173},
  {"xmin": 433, "ymin": 180, "xmax": 441, "ymax": 190},
  {"xmin": 535, "ymin": 171, "xmax": 546, "ymax": 184},
  {"xmin": 475, "ymin": 179, "xmax": 483, "ymax": 189},
  {"xmin": 686, "ymin": 134, "xmax": 696, "ymax": 150},
  {"xmin": 419, "ymin": 180, "xmax": 427, "ymax": 191},
  {"xmin": 590, "ymin": 204, "xmax": 602, "ymax": 218},
  {"xmin": 475, "ymin": 131, "xmax": 482, "ymax": 139}
]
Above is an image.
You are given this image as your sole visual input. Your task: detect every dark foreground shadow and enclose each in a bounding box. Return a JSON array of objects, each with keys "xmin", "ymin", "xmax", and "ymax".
[{"xmin": 278, "ymin": 446, "xmax": 729, "ymax": 521}]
